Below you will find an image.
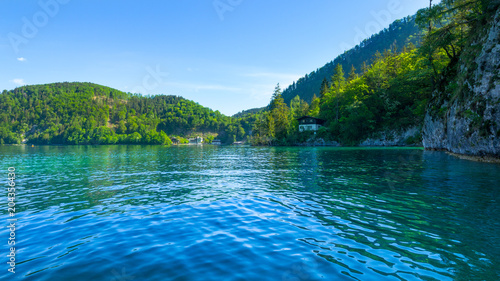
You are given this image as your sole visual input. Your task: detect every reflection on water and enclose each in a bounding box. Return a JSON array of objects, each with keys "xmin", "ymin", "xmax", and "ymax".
[{"xmin": 0, "ymin": 145, "xmax": 499, "ymax": 280}]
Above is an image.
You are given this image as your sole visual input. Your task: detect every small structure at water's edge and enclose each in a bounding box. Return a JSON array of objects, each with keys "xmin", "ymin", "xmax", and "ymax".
[
  {"xmin": 212, "ymin": 139, "xmax": 222, "ymax": 145},
  {"xmin": 297, "ymin": 116, "xmax": 325, "ymax": 132},
  {"xmin": 188, "ymin": 136, "xmax": 203, "ymax": 145}
]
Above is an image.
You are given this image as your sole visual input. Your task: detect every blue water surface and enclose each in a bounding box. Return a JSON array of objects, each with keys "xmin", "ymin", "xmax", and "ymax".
[{"xmin": 0, "ymin": 145, "xmax": 499, "ymax": 280}]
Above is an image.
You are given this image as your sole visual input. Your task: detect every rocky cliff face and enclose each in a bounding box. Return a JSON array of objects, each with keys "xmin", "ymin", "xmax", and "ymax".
[
  {"xmin": 360, "ymin": 126, "xmax": 421, "ymax": 147},
  {"xmin": 423, "ymin": 9, "xmax": 500, "ymax": 158}
]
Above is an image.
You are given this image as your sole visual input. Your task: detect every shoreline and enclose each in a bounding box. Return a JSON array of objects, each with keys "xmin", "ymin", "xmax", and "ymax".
[
  {"xmin": 445, "ymin": 152, "xmax": 500, "ymax": 164},
  {"xmin": 4, "ymin": 144, "xmax": 499, "ymax": 163},
  {"xmin": 424, "ymin": 148, "xmax": 500, "ymax": 163}
]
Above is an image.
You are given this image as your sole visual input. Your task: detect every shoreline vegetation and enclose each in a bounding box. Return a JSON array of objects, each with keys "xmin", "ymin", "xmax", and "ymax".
[{"xmin": 1, "ymin": 1, "xmax": 499, "ymax": 161}]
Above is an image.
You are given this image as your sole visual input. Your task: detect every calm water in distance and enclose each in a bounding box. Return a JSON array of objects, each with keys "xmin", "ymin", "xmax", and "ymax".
[{"xmin": 0, "ymin": 145, "xmax": 499, "ymax": 280}]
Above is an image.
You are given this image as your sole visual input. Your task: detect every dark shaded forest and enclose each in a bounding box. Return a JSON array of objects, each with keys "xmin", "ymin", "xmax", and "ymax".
[{"xmin": 281, "ymin": 15, "xmax": 422, "ymax": 105}]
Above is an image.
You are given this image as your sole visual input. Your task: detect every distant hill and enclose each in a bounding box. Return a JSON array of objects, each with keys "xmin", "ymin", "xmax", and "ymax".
[
  {"xmin": 0, "ymin": 82, "xmax": 246, "ymax": 145},
  {"xmin": 232, "ymin": 107, "xmax": 265, "ymax": 118},
  {"xmin": 282, "ymin": 15, "xmax": 422, "ymax": 104}
]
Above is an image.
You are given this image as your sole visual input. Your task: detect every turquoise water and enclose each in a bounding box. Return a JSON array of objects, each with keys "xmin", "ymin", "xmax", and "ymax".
[{"xmin": 0, "ymin": 145, "xmax": 499, "ymax": 280}]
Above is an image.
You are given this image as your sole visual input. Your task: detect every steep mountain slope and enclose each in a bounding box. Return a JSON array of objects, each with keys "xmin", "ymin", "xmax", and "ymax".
[
  {"xmin": 423, "ymin": 6, "xmax": 500, "ymax": 158},
  {"xmin": 281, "ymin": 16, "xmax": 422, "ymax": 104}
]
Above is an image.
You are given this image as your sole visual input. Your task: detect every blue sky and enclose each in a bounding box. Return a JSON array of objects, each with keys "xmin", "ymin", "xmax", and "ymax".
[{"xmin": 0, "ymin": 0, "xmax": 436, "ymax": 116}]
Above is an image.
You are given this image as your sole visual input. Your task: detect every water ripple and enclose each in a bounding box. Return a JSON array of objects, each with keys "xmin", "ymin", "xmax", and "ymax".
[{"xmin": 0, "ymin": 145, "xmax": 498, "ymax": 280}]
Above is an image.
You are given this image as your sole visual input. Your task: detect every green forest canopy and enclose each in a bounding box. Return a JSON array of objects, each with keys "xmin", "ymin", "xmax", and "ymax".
[
  {"xmin": 2, "ymin": 0, "xmax": 495, "ymax": 147},
  {"xmin": 0, "ymin": 82, "xmax": 251, "ymax": 145},
  {"xmin": 250, "ymin": 0, "xmax": 496, "ymax": 146},
  {"xmin": 281, "ymin": 15, "xmax": 422, "ymax": 105}
]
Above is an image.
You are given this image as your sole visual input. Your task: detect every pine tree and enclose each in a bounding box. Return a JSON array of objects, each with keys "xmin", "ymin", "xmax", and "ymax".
[
  {"xmin": 331, "ymin": 64, "xmax": 346, "ymax": 122},
  {"xmin": 361, "ymin": 61, "xmax": 369, "ymax": 74},
  {"xmin": 319, "ymin": 78, "xmax": 329, "ymax": 99},
  {"xmin": 270, "ymin": 84, "xmax": 284, "ymax": 111},
  {"xmin": 308, "ymin": 94, "xmax": 320, "ymax": 117},
  {"xmin": 348, "ymin": 65, "xmax": 358, "ymax": 81},
  {"xmin": 269, "ymin": 83, "xmax": 290, "ymax": 141}
]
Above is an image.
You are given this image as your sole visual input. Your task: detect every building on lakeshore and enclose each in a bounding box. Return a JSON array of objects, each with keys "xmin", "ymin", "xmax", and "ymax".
[
  {"xmin": 297, "ymin": 116, "xmax": 326, "ymax": 132},
  {"xmin": 188, "ymin": 136, "xmax": 203, "ymax": 145}
]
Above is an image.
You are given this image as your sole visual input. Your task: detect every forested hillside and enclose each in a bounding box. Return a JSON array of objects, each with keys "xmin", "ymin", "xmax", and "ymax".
[
  {"xmin": 2, "ymin": 0, "xmax": 497, "ymax": 155},
  {"xmin": 250, "ymin": 0, "xmax": 497, "ymax": 150},
  {"xmin": 232, "ymin": 107, "xmax": 265, "ymax": 118},
  {"xmin": 250, "ymin": 44, "xmax": 435, "ymax": 146},
  {"xmin": 0, "ymin": 83, "xmax": 248, "ymax": 145},
  {"xmin": 281, "ymin": 16, "xmax": 422, "ymax": 104}
]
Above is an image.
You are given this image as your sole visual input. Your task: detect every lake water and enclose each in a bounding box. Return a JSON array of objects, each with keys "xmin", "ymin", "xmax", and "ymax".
[{"xmin": 0, "ymin": 145, "xmax": 499, "ymax": 280}]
